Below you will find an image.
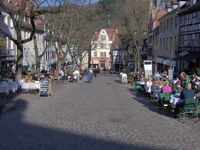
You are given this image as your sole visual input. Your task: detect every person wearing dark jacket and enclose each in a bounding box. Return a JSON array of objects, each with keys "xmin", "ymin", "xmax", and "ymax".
[
  {"xmin": 180, "ymin": 83, "xmax": 195, "ymax": 101},
  {"xmin": 174, "ymin": 83, "xmax": 195, "ymax": 117}
]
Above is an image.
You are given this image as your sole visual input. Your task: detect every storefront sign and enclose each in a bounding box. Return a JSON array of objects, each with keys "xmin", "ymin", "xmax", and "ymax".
[{"xmin": 0, "ymin": 38, "xmax": 6, "ymax": 46}]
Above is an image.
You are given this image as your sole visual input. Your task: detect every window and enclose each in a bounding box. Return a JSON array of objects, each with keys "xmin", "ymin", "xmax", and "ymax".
[
  {"xmin": 100, "ymin": 43, "xmax": 106, "ymax": 49},
  {"xmin": 166, "ymin": 37, "xmax": 168, "ymax": 50},
  {"xmin": 175, "ymin": 16, "xmax": 178, "ymax": 27},
  {"xmin": 24, "ymin": 31, "xmax": 26, "ymax": 39},
  {"xmin": 94, "ymin": 52, "xmax": 97, "ymax": 57},
  {"xmin": 166, "ymin": 19, "xmax": 169, "ymax": 30},
  {"xmin": 160, "ymin": 23, "xmax": 162, "ymax": 32},
  {"xmin": 160, "ymin": 39, "xmax": 162, "ymax": 49},
  {"xmin": 170, "ymin": 37, "xmax": 173, "ymax": 51},
  {"xmin": 192, "ymin": 34, "xmax": 196, "ymax": 45},
  {"xmin": 104, "ymin": 52, "xmax": 106, "ymax": 57},
  {"xmin": 163, "ymin": 21, "xmax": 165, "ymax": 32},
  {"xmin": 192, "ymin": 12, "xmax": 197, "ymax": 23},
  {"xmin": 101, "ymin": 35, "xmax": 106, "ymax": 41},
  {"xmin": 185, "ymin": 15, "xmax": 190, "ymax": 24},
  {"xmin": 163, "ymin": 38, "xmax": 165, "ymax": 50},
  {"xmin": 170, "ymin": 18, "xmax": 173, "ymax": 30},
  {"xmin": 197, "ymin": 34, "xmax": 200, "ymax": 45},
  {"xmin": 100, "ymin": 52, "xmax": 103, "ymax": 57}
]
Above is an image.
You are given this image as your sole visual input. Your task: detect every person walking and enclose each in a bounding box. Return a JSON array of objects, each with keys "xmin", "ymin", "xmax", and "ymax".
[{"xmin": 87, "ymin": 67, "xmax": 93, "ymax": 82}]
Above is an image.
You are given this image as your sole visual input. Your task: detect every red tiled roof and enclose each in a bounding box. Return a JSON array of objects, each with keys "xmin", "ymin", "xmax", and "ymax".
[
  {"xmin": 2, "ymin": 0, "xmax": 44, "ymax": 29},
  {"xmin": 92, "ymin": 28, "xmax": 118, "ymax": 41},
  {"xmin": 150, "ymin": 9, "xmax": 167, "ymax": 30},
  {"xmin": 104, "ymin": 29, "xmax": 116, "ymax": 41},
  {"xmin": 2, "ymin": 0, "xmax": 32, "ymax": 12}
]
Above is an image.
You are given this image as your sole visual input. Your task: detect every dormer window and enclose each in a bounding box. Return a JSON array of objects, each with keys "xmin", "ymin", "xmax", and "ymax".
[
  {"xmin": 15, "ymin": 3, "xmax": 19, "ymax": 8},
  {"xmin": 101, "ymin": 35, "xmax": 106, "ymax": 41},
  {"xmin": 8, "ymin": 0, "xmax": 12, "ymax": 4}
]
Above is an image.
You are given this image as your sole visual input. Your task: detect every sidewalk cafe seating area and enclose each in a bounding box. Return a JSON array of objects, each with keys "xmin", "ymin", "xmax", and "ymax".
[{"xmin": 132, "ymin": 72, "xmax": 200, "ymax": 119}]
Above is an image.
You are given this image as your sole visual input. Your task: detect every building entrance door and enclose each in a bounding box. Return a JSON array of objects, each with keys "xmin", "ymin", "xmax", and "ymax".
[{"xmin": 100, "ymin": 63, "xmax": 105, "ymax": 69}]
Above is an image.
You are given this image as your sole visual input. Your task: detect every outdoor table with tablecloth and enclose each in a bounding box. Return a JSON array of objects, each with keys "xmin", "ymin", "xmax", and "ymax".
[
  {"xmin": 21, "ymin": 82, "xmax": 40, "ymax": 90},
  {"xmin": 0, "ymin": 82, "xmax": 9, "ymax": 94},
  {"xmin": 195, "ymin": 82, "xmax": 200, "ymax": 91},
  {"xmin": 137, "ymin": 81, "xmax": 145, "ymax": 85},
  {"xmin": 170, "ymin": 93, "xmax": 183, "ymax": 107}
]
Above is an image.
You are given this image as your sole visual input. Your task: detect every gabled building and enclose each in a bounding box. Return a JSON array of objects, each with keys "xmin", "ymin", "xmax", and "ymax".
[
  {"xmin": 177, "ymin": 0, "xmax": 200, "ymax": 72},
  {"xmin": 156, "ymin": 0, "xmax": 179, "ymax": 72},
  {"xmin": 147, "ymin": 5, "xmax": 167, "ymax": 60},
  {"xmin": 0, "ymin": 0, "xmax": 46, "ymax": 76},
  {"xmin": 0, "ymin": 8, "xmax": 16, "ymax": 76},
  {"xmin": 91, "ymin": 28, "xmax": 120, "ymax": 71}
]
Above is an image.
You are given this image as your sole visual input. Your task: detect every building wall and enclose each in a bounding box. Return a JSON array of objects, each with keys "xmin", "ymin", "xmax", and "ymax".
[
  {"xmin": 91, "ymin": 29, "xmax": 113, "ymax": 70},
  {"xmin": 22, "ymin": 31, "xmax": 45, "ymax": 71},
  {"xmin": 0, "ymin": 11, "xmax": 17, "ymax": 74},
  {"xmin": 179, "ymin": 11, "xmax": 200, "ymax": 52},
  {"xmin": 158, "ymin": 9, "xmax": 179, "ymax": 59},
  {"xmin": 178, "ymin": 1, "xmax": 200, "ymax": 70}
]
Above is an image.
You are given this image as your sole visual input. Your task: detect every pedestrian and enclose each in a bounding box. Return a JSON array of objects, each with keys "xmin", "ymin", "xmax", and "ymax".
[{"xmin": 87, "ymin": 67, "xmax": 93, "ymax": 82}]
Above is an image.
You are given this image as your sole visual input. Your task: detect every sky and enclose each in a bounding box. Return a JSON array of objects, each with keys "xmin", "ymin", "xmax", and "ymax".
[{"xmin": 90, "ymin": 0, "xmax": 98, "ymax": 3}]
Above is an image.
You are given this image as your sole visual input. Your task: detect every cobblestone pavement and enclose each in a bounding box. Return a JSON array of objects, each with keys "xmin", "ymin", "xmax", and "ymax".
[{"xmin": 0, "ymin": 74, "xmax": 199, "ymax": 150}]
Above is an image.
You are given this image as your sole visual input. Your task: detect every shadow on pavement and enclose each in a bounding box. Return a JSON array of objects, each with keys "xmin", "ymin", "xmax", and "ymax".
[
  {"xmin": 0, "ymin": 99, "xmax": 174, "ymax": 150},
  {"xmin": 114, "ymin": 79, "xmax": 122, "ymax": 84},
  {"xmin": 128, "ymin": 88, "xmax": 175, "ymax": 119}
]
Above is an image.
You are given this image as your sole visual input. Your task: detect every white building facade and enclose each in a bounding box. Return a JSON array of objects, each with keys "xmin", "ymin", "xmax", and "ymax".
[{"xmin": 91, "ymin": 29, "xmax": 118, "ymax": 70}]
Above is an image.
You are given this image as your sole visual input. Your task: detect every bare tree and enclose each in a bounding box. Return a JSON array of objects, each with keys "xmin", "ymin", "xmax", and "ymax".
[
  {"xmin": 119, "ymin": 0, "xmax": 150, "ymax": 73},
  {"xmin": 0, "ymin": 0, "xmax": 62, "ymax": 80},
  {"xmin": 45, "ymin": 0, "xmax": 100, "ymax": 72}
]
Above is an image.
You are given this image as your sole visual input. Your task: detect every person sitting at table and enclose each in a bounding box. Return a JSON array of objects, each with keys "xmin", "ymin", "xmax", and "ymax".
[
  {"xmin": 151, "ymin": 80, "xmax": 161, "ymax": 100},
  {"xmin": 180, "ymin": 72, "xmax": 190, "ymax": 89},
  {"xmin": 173, "ymin": 81, "xmax": 182, "ymax": 93},
  {"xmin": 180, "ymin": 82, "xmax": 195, "ymax": 100},
  {"xmin": 145, "ymin": 77, "xmax": 153, "ymax": 98},
  {"xmin": 174, "ymin": 83, "xmax": 195, "ymax": 117},
  {"xmin": 161, "ymin": 81, "xmax": 172, "ymax": 93}
]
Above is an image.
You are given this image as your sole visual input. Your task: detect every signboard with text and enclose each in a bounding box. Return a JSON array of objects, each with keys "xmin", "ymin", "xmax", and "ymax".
[
  {"xmin": 143, "ymin": 60, "xmax": 152, "ymax": 78},
  {"xmin": 0, "ymin": 38, "xmax": 6, "ymax": 46}
]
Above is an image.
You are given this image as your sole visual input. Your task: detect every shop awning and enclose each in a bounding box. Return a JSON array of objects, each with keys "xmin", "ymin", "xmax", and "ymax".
[
  {"xmin": 163, "ymin": 59, "xmax": 176, "ymax": 67},
  {"xmin": 156, "ymin": 57, "xmax": 176, "ymax": 66},
  {"xmin": 176, "ymin": 52, "xmax": 200, "ymax": 61},
  {"xmin": 156, "ymin": 57, "xmax": 165, "ymax": 64}
]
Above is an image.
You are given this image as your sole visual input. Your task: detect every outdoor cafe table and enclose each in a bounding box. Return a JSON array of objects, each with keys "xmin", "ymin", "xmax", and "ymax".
[
  {"xmin": 170, "ymin": 93, "xmax": 183, "ymax": 107},
  {"xmin": 137, "ymin": 81, "xmax": 145, "ymax": 85},
  {"xmin": 0, "ymin": 82, "xmax": 9, "ymax": 95},
  {"xmin": 195, "ymin": 82, "xmax": 200, "ymax": 91},
  {"xmin": 21, "ymin": 82, "xmax": 40, "ymax": 91}
]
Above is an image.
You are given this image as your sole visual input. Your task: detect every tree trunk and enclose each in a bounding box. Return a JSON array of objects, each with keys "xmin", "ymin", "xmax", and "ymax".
[
  {"xmin": 15, "ymin": 45, "xmax": 23, "ymax": 81},
  {"xmin": 58, "ymin": 59, "xmax": 61, "ymax": 72},
  {"xmin": 36, "ymin": 59, "xmax": 41, "ymax": 74},
  {"xmin": 34, "ymin": 37, "xmax": 41, "ymax": 74},
  {"xmin": 137, "ymin": 48, "xmax": 141, "ymax": 73},
  {"xmin": 79, "ymin": 58, "xmax": 82, "ymax": 72},
  {"xmin": 61, "ymin": 61, "xmax": 66, "ymax": 74},
  {"xmin": 88, "ymin": 49, "xmax": 91, "ymax": 68},
  {"xmin": 134, "ymin": 53, "xmax": 138, "ymax": 74}
]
